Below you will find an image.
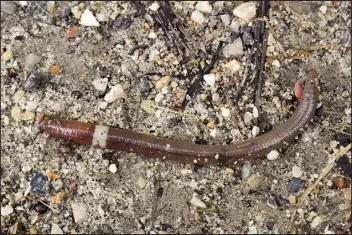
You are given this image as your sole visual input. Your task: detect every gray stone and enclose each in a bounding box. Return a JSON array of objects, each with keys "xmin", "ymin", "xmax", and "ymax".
[
  {"xmin": 71, "ymin": 202, "xmax": 88, "ymax": 224},
  {"xmin": 24, "ymin": 53, "xmax": 42, "ymax": 70},
  {"xmin": 1, "ymin": 1, "xmax": 17, "ymax": 15}
]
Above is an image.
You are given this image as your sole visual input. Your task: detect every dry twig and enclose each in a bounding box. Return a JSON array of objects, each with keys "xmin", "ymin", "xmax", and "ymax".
[{"xmin": 287, "ymin": 143, "xmax": 352, "ymax": 232}]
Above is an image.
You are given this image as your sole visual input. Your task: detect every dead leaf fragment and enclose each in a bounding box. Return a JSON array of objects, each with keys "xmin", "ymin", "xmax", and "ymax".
[
  {"xmin": 50, "ymin": 65, "xmax": 63, "ymax": 75},
  {"xmin": 67, "ymin": 26, "xmax": 78, "ymax": 39},
  {"xmin": 51, "ymin": 192, "xmax": 65, "ymax": 204},
  {"xmin": 46, "ymin": 172, "xmax": 60, "ymax": 181}
]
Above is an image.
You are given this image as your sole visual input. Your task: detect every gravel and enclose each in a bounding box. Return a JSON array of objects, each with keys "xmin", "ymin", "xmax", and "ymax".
[
  {"xmin": 80, "ymin": 9, "xmax": 100, "ymax": 27},
  {"xmin": 1, "ymin": 1, "xmax": 350, "ymax": 234},
  {"xmin": 1, "ymin": 1, "xmax": 17, "ymax": 14},
  {"xmin": 232, "ymin": 2, "xmax": 257, "ymax": 21},
  {"xmin": 71, "ymin": 202, "xmax": 89, "ymax": 224},
  {"xmin": 1, "ymin": 205, "xmax": 14, "ymax": 216},
  {"xmin": 287, "ymin": 178, "xmax": 304, "ymax": 193}
]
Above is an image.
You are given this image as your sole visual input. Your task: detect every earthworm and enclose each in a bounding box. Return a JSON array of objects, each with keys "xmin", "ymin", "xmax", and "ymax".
[{"xmin": 39, "ymin": 68, "xmax": 320, "ymax": 166}]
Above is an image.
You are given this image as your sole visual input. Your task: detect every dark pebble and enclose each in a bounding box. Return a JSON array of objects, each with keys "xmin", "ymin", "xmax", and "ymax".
[
  {"xmin": 266, "ymin": 221, "xmax": 275, "ymax": 230},
  {"xmin": 139, "ymin": 77, "xmax": 150, "ymax": 97},
  {"xmin": 57, "ymin": 6, "xmax": 70, "ymax": 19},
  {"xmin": 336, "ymin": 156, "xmax": 351, "ymax": 178},
  {"xmin": 34, "ymin": 202, "xmax": 48, "ymax": 214},
  {"xmin": 30, "ymin": 173, "xmax": 48, "ymax": 195},
  {"xmin": 167, "ymin": 118, "xmax": 178, "ymax": 128},
  {"xmin": 7, "ymin": 68, "xmax": 18, "ymax": 78},
  {"xmin": 315, "ymin": 105, "xmax": 324, "ymax": 116},
  {"xmin": 59, "ymin": 143, "xmax": 71, "ymax": 153},
  {"xmin": 242, "ymin": 28, "xmax": 254, "ymax": 46},
  {"xmin": 71, "ymin": 90, "xmax": 83, "ymax": 99},
  {"xmin": 287, "ymin": 177, "xmax": 303, "ymax": 193},
  {"xmin": 113, "ymin": 17, "xmax": 132, "ymax": 30},
  {"xmin": 273, "ymin": 195, "xmax": 290, "ymax": 206},
  {"xmin": 267, "ymin": 196, "xmax": 278, "ymax": 209},
  {"xmin": 161, "ymin": 223, "xmax": 172, "ymax": 231},
  {"xmin": 336, "ymin": 133, "xmax": 351, "ymax": 147},
  {"xmin": 3, "ymin": 76, "xmax": 11, "ymax": 85},
  {"xmin": 93, "ymin": 224, "xmax": 113, "ymax": 234},
  {"xmin": 75, "ymin": 153, "xmax": 83, "ymax": 161},
  {"xmin": 100, "ymin": 67, "xmax": 111, "ymax": 79},
  {"xmin": 25, "ymin": 73, "xmax": 43, "ymax": 90}
]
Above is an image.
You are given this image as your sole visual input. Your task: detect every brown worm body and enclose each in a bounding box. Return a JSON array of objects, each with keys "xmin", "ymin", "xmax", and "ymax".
[{"xmin": 40, "ymin": 69, "xmax": 320, "ymax": 166}]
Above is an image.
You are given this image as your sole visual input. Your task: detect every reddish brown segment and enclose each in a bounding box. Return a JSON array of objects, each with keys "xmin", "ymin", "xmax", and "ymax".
[{"xmin": 40, "ymin": 68, "xmax": 320, "ymax": 167}]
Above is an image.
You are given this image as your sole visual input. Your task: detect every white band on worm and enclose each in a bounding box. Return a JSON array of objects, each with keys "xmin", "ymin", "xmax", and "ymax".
[{"xmin": 92, "ymin": 125, "xmax": 109, "ymax": 148}]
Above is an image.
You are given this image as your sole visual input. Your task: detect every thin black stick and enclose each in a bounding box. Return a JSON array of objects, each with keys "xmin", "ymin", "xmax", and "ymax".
[
  {"xmin": 180, "ymin": 41, "xmax": 224, "ymax": 108},
  {"xmin": 253, "ymin": 1, "xmax": 269, "ymax": 109}
]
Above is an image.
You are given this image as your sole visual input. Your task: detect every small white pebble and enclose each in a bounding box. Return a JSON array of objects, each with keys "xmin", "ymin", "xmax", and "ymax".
[
  {"xmin": 103, "ymin": 159, "xmax": 109, "ymax": 167},
  {"xmin": 195, "ymin": 1, "xmax": 212, "ymax": 14},
  {"xmin": 252, "ymin": 126, "xmax": 260, "ymax": 137},
  {"xmin": 190, "ymin": 195, "xmax": 207, "ymax": 208},
  {"xmin": 222, "ymin": 59, "xmax": 241, "ymax": 71},
  {"xmin": 140, "ymin": 100, "xmax": 154, "ymax": 114},
  {"xmin": 319, "ymin": 5, "xmax": 327, "ymax": 14},
  {"xmin": 109, "ymin": 164, "xmax": 118, "ymax": 173},
  {"xmin": 149, "ymin": 2, "xmax": 160, "ymax": 11},
  {"xmin": 161, "ymin": 86, "xmax": 169, "ymax": 94},
  {"xmin": 248, "ymin": 225, "xmax": 257, "ymax": 234},
  {"xmin": 327, "ymin": 180, "xmax": 333, "ymax": 187},
  {"xmin": 330, "ymin": 140, "xmax": 338, "ymax": 149},
  {"xmin": 252, "ymin": 106, "xmax": 259, "ymax": 118},
  {"xmin": 344, "ymin": 108, "xmax": 351, "ymax": 115},
  {"xmin": 155, "ymin": 76, "xmax": 171, "ymax": 89},
  {"xmin": 80, "ymin": 9, "xmax": 100, "ymax": 27},
  {"xmin": 96, "ymin": 13, "xmax": 106, "ymax": 22},
  {"xmin": 267, "ymin": 150, "xmax": 279, "ymax": 160},
  {"xmin": 203, "ymin": 74, "xmax": 216, "ymax": 87},
  {"xmin": 148, "ymin": 31, "xmax": 157, "ymax": 39},
  {"xmin": 272, "ymin": 96, "xmax": 281, "ymax": 109},
  {"xmin": 92, "ymin": 78, "xmax": 108, "ymax": 92},
  {"xmin": 272, "ymin": 59, "xmax": 280, "ymax": 68},
  {"xmin": 200, "ymin": 93, "xmax": 208, "ymax": 101},
  {"xmin": 212, "ymin": 93, "xmax": 220, "ymax": 102},
  {"xmin": 155, "ymin": 93, "xmax": 164, "ymax": 103},
  {"xmin": 220, "ymin": 14, "xmax": 231, "ymax": 26},
  {"xmin": 104, "ymin": 84, "xmax": 126, "ymax": 103},
  {"xmin": 233, "ymin": 2, "xmax": 257, "ymax": 21},
  {"xmin": 137, "ymin": 176, "xmax": 147, "ymax": 189},
  {"xmin": 98, "ymin": 102, "xmax": 108, "ymax": 110},
  {"xmin": 242, "ymin": 162, "xmax": 252, "ymax": 180},
  {"xmin": 292, "ymin": 166, "xmax": 303, "ymax": 178},
  {"xmin": 26, "ymin": 101, "xmax": 38, "ymax": 111},
  {"xmin": 12, "ymin": 90, "xmax": 25, "ymax": 103},
  {"xmin": 311, "ymin": 216, "xmax": 323, "ymax": 229},
  {"xmin": 1, "ymin": 205, "xmax": 14, "ymax": 216},
  {"xmin": 221, "ymin": 107, "xmax": 231, "ymax": 118},
  {"xmin": 229, "ymin": 19, "xmax": 240, "ymax": 33},
  {"xmin": 170, "ymin": 81, "xmax": 178, "ymax": 88},
  {"xmin": 210, "ymin": 128, "xmax": 223, "ymax": 139},
  {"xmin": 155, "ymin": 109, "xmax": 163, "ymax": 118},
  {"xmin": 222, "ymin": 38, "xmax": 243, "ymax": 58},
  {"xmin": 51, "ymin": 223, "xmax": 63, "ymax": 234},
  {"xmin": 244, "ymin": 111, "xmax": 253, "ymax": 125},
  {"xmin": 191, "ymin": 10, "xmax": 205, "ymax": 24}
]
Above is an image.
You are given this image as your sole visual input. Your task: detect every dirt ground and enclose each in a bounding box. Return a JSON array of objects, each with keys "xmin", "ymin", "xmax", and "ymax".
[{"xmin": 1, "ymin": 1, "xmax": 351, "ymax": 234}]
